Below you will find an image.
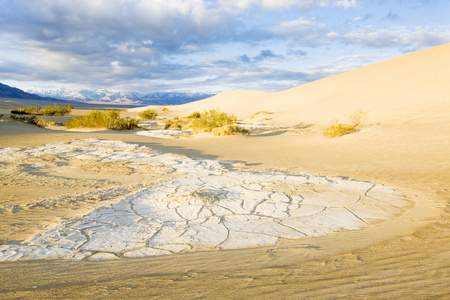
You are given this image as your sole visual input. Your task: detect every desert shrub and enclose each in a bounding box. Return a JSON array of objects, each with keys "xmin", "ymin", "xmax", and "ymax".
[
  {"xmin": 250, "ymin": 111, "xmax": 270, "ymax": 119},
  {"xmin": 139, "ymin": 108, "xmax": 158, "ymax": 120},
  {"xmin": 323, "ymin": 109, "xmax": 368, "ymax": 138},
  {"xmin": 40, "ymin": 104, "xmax": 73, "ymax": 116},
  {"xmin": 162, "ymin": 117, "xmax": 182, "ymax": 129},
  {"xmin": 36, "ymin": 117, "xmax": 56, "ymax": 127},
  {"xmin": 65, "ymin": 110, "xmax": 140, "ymax": 130},
  {"xmin": 211, "ymin": 125, "xmax": 250, "ymax": 136},
  {"xmin": 11, "ymin": 104, "xmax": 72, "ymax": 116},
  {"xmin": 0, "ymin": 114, "xmax": 3, "ymax": 118},
  {"xmin": 323, "ymin": 122, "xmax": 357, "ymax": 138},
  {"xmin": 182, "ymin": 109, "xmax": 237, "ymax": 134},
  {"xmin": 348, "ymin": 108, "xmax": 368, "ymax": 127},
  {"xmin": 10, "ymin": 113, "xmax": 55, "ymax": 127},
  {"xmin": 11, "ymin": 106, "xmax": 40, "ymax": 114},
  {"xmin": 186, "ymin": 111, "xmax": 201, "ymax": 119},
  {"xmin": 162, "ymin": 107, "xmax": 169, "ymax": 112}
]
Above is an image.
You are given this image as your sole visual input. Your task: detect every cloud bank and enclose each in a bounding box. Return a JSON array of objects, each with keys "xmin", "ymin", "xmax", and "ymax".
[{"xmin": 0, "ymin": 0, "xmax": 448, "ymax": 93}]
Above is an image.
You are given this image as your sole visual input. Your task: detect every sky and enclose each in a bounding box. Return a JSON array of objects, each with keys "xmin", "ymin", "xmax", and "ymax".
[{"xmin": 0, "ymin": 0, "xmax": 449, "ymax": 94}]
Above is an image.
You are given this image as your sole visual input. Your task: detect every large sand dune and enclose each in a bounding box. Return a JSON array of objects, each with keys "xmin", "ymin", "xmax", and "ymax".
[
  {"xmin": 133, "ymin": 42, "xmax": 450, "ymax": 127},
  {"xmin": 1, "ymin": 43, "xmax": 449, "ymax": 298}
]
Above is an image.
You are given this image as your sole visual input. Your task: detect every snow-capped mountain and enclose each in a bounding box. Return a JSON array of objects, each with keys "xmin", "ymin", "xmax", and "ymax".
[{"xmin": 26, "ymin": 87, "xmax": 215, "ymax": 106}]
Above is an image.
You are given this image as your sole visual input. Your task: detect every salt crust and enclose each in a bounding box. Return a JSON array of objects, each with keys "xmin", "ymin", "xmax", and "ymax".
[{"xmin": 0, "ymin": 139, "xmax": 412, "ymax": 262}]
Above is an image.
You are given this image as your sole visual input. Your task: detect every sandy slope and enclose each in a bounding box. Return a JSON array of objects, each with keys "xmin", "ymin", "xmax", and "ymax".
[
  {"xmin": 132, "ymin": 42, "xmax": 450, "ymax": 127},
  {"xmin": 0, "ymin": 43, "xmax": 449, "ymax": 298}
]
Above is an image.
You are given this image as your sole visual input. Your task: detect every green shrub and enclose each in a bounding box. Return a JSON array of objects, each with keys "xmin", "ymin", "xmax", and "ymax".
[
  {"xmin": 212, "ymin": 125, "xmax": 250, "ymax": 136},
  {"xmin": 323, "ymin": 122, "xmax": 357, "ymax": 138},
  {"xmin": 11, "ymin": 106, "xmax": 40, "ymax": 114},
  {"xmin": 161, "ymin": 117, "xmax": 182, "ymax": 129},
  {"xmin": 162, "ymin": 107, "xmax": 169, "ymax": 112},
  {"xmin": 10, "ymin": 113, "xmax": 55, "ymax": 127},
  {"xmin": 11, "ymin": 104, "xmax": 72, "ymax": 116},
  {"xmin": 40, "ymin": 104, "xmax": 73, "ymax": 116},
  {"xmin": 186, "ymin": 111, "xmax": 201, "ymax": 119},
  {"xmin": 139, "ymin": 108, "xmax": 158, "ymax": 120},
  {"xmin": 182, "ymin": 109, "xmax": 237, "ymax": 134},
  {"xmin": 65, "ymin": 110, "xmax": 140, "ymax": 130}
]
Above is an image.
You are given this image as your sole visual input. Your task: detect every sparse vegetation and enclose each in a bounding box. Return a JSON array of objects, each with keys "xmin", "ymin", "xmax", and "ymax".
[
  {"xmin": 250, "ymin": 111, "xmax": 270, "ymax": 119},
  {"xmin": 139, "ymin": 108, "xmax": 158, "ymax": 120},
  {"xmin": 182, "ymin": 109, "xmax": 238, "ymax": 134},
  {"xmin": 11, "ymin": 104, "xmax": 73, "ymax": 116},
  {"xmin": 0, "ymin": 114, "xmax": 3, "ymax": 119},
  {"xmin": 186, "ymin": 111, "xmax": 201, "ymax": 119},
  {"xmin": 65, "ymin": 110, "xmax": 140, "ymax": 130},
  {"xmin": 211, "ymin": 124, "xmax": 249, "ymax": 136},
  {"xmin": 323, "ymin": 109, "xmax": 368, "ymax": 138},
  {"xmin": 10, "ymin": 113, "xmax": 56, "ymax": 127},
  {"xmin": 162, "ymin": 107, "xmax": 169, "ymax": 112},
  {"xmin": 154, "ymin": 109, "xmax": 249, "ymax": 136},
  {"xmin": 161, "ymin": 117, "xmax": 183, "ymax": 129},
  {"xmin": 348, "ymin": 108, "xmax": 368, "ymax": 127}
]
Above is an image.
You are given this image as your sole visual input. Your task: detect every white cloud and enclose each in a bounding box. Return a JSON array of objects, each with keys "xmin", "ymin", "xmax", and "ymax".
[
  {"xmin": 270, "ymin": 17, "xmax": 329, "ymax": 46},
  {"xmin": 217, "ymin": 0, "xmax": 360, "ymax": 12},
  {"xmin": 341, "ymin": 25, "xmax": 450, "ymax": 50}
]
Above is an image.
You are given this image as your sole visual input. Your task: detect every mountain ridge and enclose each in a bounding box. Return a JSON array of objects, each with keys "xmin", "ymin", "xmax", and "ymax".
[{"xmin": 25, "ymin": 87, "xmax": 215, "ymax": 106}]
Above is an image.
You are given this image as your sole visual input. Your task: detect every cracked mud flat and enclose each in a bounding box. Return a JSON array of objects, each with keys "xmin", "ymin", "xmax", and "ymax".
[{"xmin": 0, "ymin": 139, "xmax": 412, "ymax": 262}]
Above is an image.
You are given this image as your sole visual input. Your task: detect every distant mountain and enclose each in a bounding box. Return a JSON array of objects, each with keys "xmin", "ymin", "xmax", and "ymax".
[
  {"xmin": 0, "ymin": 82, "xmax": 61, "ymax": 101},
  {"xmin": 26, "ymin": 87, "xmax": 215, "ymax": 106}
]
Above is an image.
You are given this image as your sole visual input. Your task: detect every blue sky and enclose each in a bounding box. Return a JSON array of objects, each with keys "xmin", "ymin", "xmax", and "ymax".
[{"xmin": 0, "ymin": 0, "xmax": 449, "ymax": 94}]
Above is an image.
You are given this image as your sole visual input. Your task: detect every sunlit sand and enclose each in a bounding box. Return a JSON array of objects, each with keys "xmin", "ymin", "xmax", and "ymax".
[{"xmin": 0, "ymin": 43, "xmax": 448, "ymax": 298}]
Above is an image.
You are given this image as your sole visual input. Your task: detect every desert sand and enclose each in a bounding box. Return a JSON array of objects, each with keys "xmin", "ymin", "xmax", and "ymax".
[{"xmin": 0, "ymin": 43, "xmax": 449, "ymax": 298}]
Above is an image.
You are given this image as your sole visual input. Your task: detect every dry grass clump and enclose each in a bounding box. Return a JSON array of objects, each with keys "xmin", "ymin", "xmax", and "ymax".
[
  {"xmin": 186, "ymin": 111, "xmax": 201, "ymax": 119},
  {"xmin": 65, "ymin": 110, "xmax": 140, "ymax": 130},
  {"xmin": 10, "ymin": 114, "xmax": 56, "ymax": 127},
  {"xmin": 139, "ymin": 109, "xmax": 158, "ymax": 120},
  {"xmin": 250, "ymin": 111, "xmax": 270, "ymax": 119},
  {"xmin": 162, "ymin": 117, "xmax": 183, "ymax": 129},
  {"xmin": 323, "ymin": 109, "xmax": 368, "ymax": 138},
  {"xmin": 11, "ymin": 104, "xmax": 73, "ymax": 116},
  {"xmin": 211, "ymin": 124, "xmax": 249, "ymax": 136},
  {"xmin": 182, "ymin": 109, "xmax": 238, "ymax": 134}
]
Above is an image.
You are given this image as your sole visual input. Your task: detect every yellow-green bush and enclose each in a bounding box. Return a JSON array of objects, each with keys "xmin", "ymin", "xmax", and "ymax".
[
  {"xmin": 211, "ymin": 124, "xmax": 249, "ymax": 136},
  {"xmin": 65, "ymin": 110, "xmax": 139, "ymax": 130},
  {"xmin": 182, "ymin": 109, "xmax": 237, "ymax": 134},
  {"xmin": 139, "ymin": 109, "xmax": 158, "ymax": 120},
  {"xmin": 323, "ymin": 122, "xmax": 357, "ymax": 138},
  {"xmin": 186, "ymin": 111, "xmax": 201, "ymax": 119},
  {"xmin": 11, "ymin": 104, "xmax": 72, "ymax": 116},
  {"xmin": 162, "ymin": 117, "xmax": 182, "ymax": 129},
  {"xmin": 10, "ymin": 113, "xmax": 55, "ymax": 127},
  {"xmin": 162, "ymin": 107, "xmax": 169, "ymax": 112},
  {"xmin": 323, "ymin": 109, "xmax": 368, "ymax": 138}
]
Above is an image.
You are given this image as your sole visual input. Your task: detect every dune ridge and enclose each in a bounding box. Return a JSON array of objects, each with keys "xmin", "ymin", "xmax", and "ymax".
[{"xmin": 131, "ymin": 42, "xmax": 450, "ymax": 127}]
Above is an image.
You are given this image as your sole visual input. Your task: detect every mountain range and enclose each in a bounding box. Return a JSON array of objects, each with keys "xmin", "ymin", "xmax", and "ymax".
[
  {"xmin": 25, "ymin": 87, "xmax": 215, "ymax": 106},
  {"xmin": 0, "ymin": 82, "xmax": 61, "ymax": 102},
  {"xmin": 0, "ymin": 82, "xmax": 214, "ymax": 106}
]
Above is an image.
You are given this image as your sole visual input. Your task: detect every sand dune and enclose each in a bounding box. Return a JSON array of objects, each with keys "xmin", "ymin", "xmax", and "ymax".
[{"xmin": 132, "ymin": 42, "xmax": 450, "ymax": 127}]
